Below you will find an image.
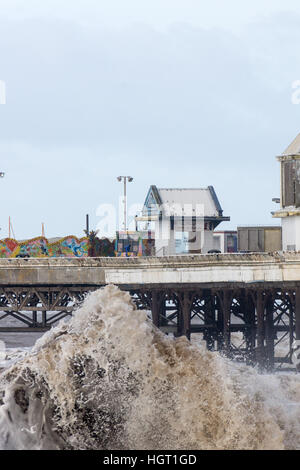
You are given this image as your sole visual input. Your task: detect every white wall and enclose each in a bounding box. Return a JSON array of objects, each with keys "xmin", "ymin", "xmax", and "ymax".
[
  {"xmin": 154, "ymin": 218, "xmax": 214, "ymax": 255},
  {"xmin": 213, "ymin": 233, "xmax": 223, "ymax": 252},
  {"xmin": 282, "ymin": 217, "xmax": 300, "ymax": 251}
]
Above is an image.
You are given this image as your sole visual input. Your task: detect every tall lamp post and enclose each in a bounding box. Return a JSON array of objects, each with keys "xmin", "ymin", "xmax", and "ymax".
[{"xmin": 117, "ymin": 176, "xmax": 133, "ymax": 232}]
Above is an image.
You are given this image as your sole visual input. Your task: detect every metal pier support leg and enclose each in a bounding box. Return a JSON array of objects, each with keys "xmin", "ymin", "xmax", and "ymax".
[
  {"xmin": 256, "ymin": 291, "xmax": 265, "ymax": 368},
  {"xmin": 216, "ymin": 295, "xmax": 224, "ymax": 351},
  {"xmin": 42, "ymin": 311, "xmax": 47, "ymax": 328},
  {"xmin": 182, "ymin": 291, "xmax": 191, "ymax": 340},
  {"xmin": 160, "ymin": 294, "xmax": 168, "ymax": 329},
  {"xmin": 151, "ymin": 291, "xmax": 160, "ymax": 328},
  {"xmin": 295, "ymin": 288, "xmax": 300, "ymax": 371},
  {"xmin": 296, "ymin": 288, "xmax": 300, "ymax": 341},
  {"xmin": 32, "ymin": 311, "xmax": 37, "ymax": 327},
  {"xmin": 265, "ymin": 296, "xmax": 275, "ymax": 370},
  {"xmin": 245, "ymin": 294, "xmax": 256, "ymax": 364},
  {"xmin": 223, "ymin": 291, "xmax": 231, "ymax": 354},
  {"xmin": 204, "ymin": 293, "xmax": 215, "ymax": 350}
]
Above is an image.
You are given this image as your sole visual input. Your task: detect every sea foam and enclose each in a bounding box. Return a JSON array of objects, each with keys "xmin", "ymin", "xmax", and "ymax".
[{"xmin": 0, "ymin": 284, "xmax": 300, "ymax": 450}]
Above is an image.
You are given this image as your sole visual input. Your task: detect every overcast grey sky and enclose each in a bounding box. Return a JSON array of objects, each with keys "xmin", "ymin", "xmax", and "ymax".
[{"xmin": 1, "ymin": 0, "xmax": 300, "ymax": 239}]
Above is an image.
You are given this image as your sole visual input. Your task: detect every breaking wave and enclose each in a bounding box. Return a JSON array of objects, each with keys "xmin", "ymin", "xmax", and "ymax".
[{"xmin": 0, "ymin": 284, "xmax": 300, "ymax": 450}]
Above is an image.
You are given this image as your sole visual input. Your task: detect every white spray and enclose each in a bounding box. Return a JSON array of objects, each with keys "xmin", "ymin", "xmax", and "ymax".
[{"xmin": 0, "ymin": 285, "xmax": 300, "ymax": 450}]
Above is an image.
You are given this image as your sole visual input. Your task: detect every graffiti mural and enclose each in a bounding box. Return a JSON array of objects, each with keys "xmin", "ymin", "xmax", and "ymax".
[
  {"xmin": 0, "ymin": 236, "xmax": 89, "ymax": 258},
  {"xmin": 0, "ymin": 234, "xmax": 154, "ymax": 258}
]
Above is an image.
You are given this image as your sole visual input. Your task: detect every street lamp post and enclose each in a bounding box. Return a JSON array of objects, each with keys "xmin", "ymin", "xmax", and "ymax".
[{"xmin": 117, "ymin": 176, "xmax": 133, "ymax": 232}]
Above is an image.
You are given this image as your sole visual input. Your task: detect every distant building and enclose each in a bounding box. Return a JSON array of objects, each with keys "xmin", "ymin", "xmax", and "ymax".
[
  {"xmin": 136, "ymin": 185, "xmax": 230, "ymax": 256},
  {"xmin": 237, "ymin": 226, "xmax": 282, "ymax": 252},
  {"xmin": 213, "ymin": 231, "xmax": 237, "ymax": 253},
  {"xmin": 272, "ymin": 133, "xmax": 300, "ymax": 251}
]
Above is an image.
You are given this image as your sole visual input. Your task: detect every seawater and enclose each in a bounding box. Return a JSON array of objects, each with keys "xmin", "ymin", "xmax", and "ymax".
[{"xmin": 0, "ymin": 284, "xmax": 300, "ymax": 450}]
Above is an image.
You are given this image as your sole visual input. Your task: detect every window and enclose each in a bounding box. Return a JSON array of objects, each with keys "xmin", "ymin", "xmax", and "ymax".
[{"xmin": 283, "ymin": 160, "xmax": 300, "ymax": 207}]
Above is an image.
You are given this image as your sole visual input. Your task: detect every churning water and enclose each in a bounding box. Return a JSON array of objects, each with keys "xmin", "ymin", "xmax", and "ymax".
[{"xmin": 0, "ymin": 284, "xmax": 300, "ymax": 450}]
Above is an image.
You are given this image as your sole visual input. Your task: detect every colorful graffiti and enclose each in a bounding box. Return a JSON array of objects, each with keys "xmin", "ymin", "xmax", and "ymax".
[
  {"xmin": 0, "ymin": 236, "xmax": 89, "ymax": 258},
  {"xmin": 114, "ymin": 232, "xmax": 155, "ymax": 257},
  {"xmin": 0, "ymin": 234, "xmax": 154, "ymax": 258}
]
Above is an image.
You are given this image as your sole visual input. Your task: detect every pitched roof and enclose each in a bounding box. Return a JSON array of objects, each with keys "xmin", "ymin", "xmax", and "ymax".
[
  {"xmin": 144, "ymin": 185, "xmax": 226, "ymax": 218},
  {"xmin": 282, "ymin": 133, "xmax": 300, "ymax": 156}
]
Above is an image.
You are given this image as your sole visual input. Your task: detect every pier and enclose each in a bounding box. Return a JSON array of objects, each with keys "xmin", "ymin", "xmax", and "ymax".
[{"xmin": 0, "ymin": 252, "xmax": 300, "ymax": 370}]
